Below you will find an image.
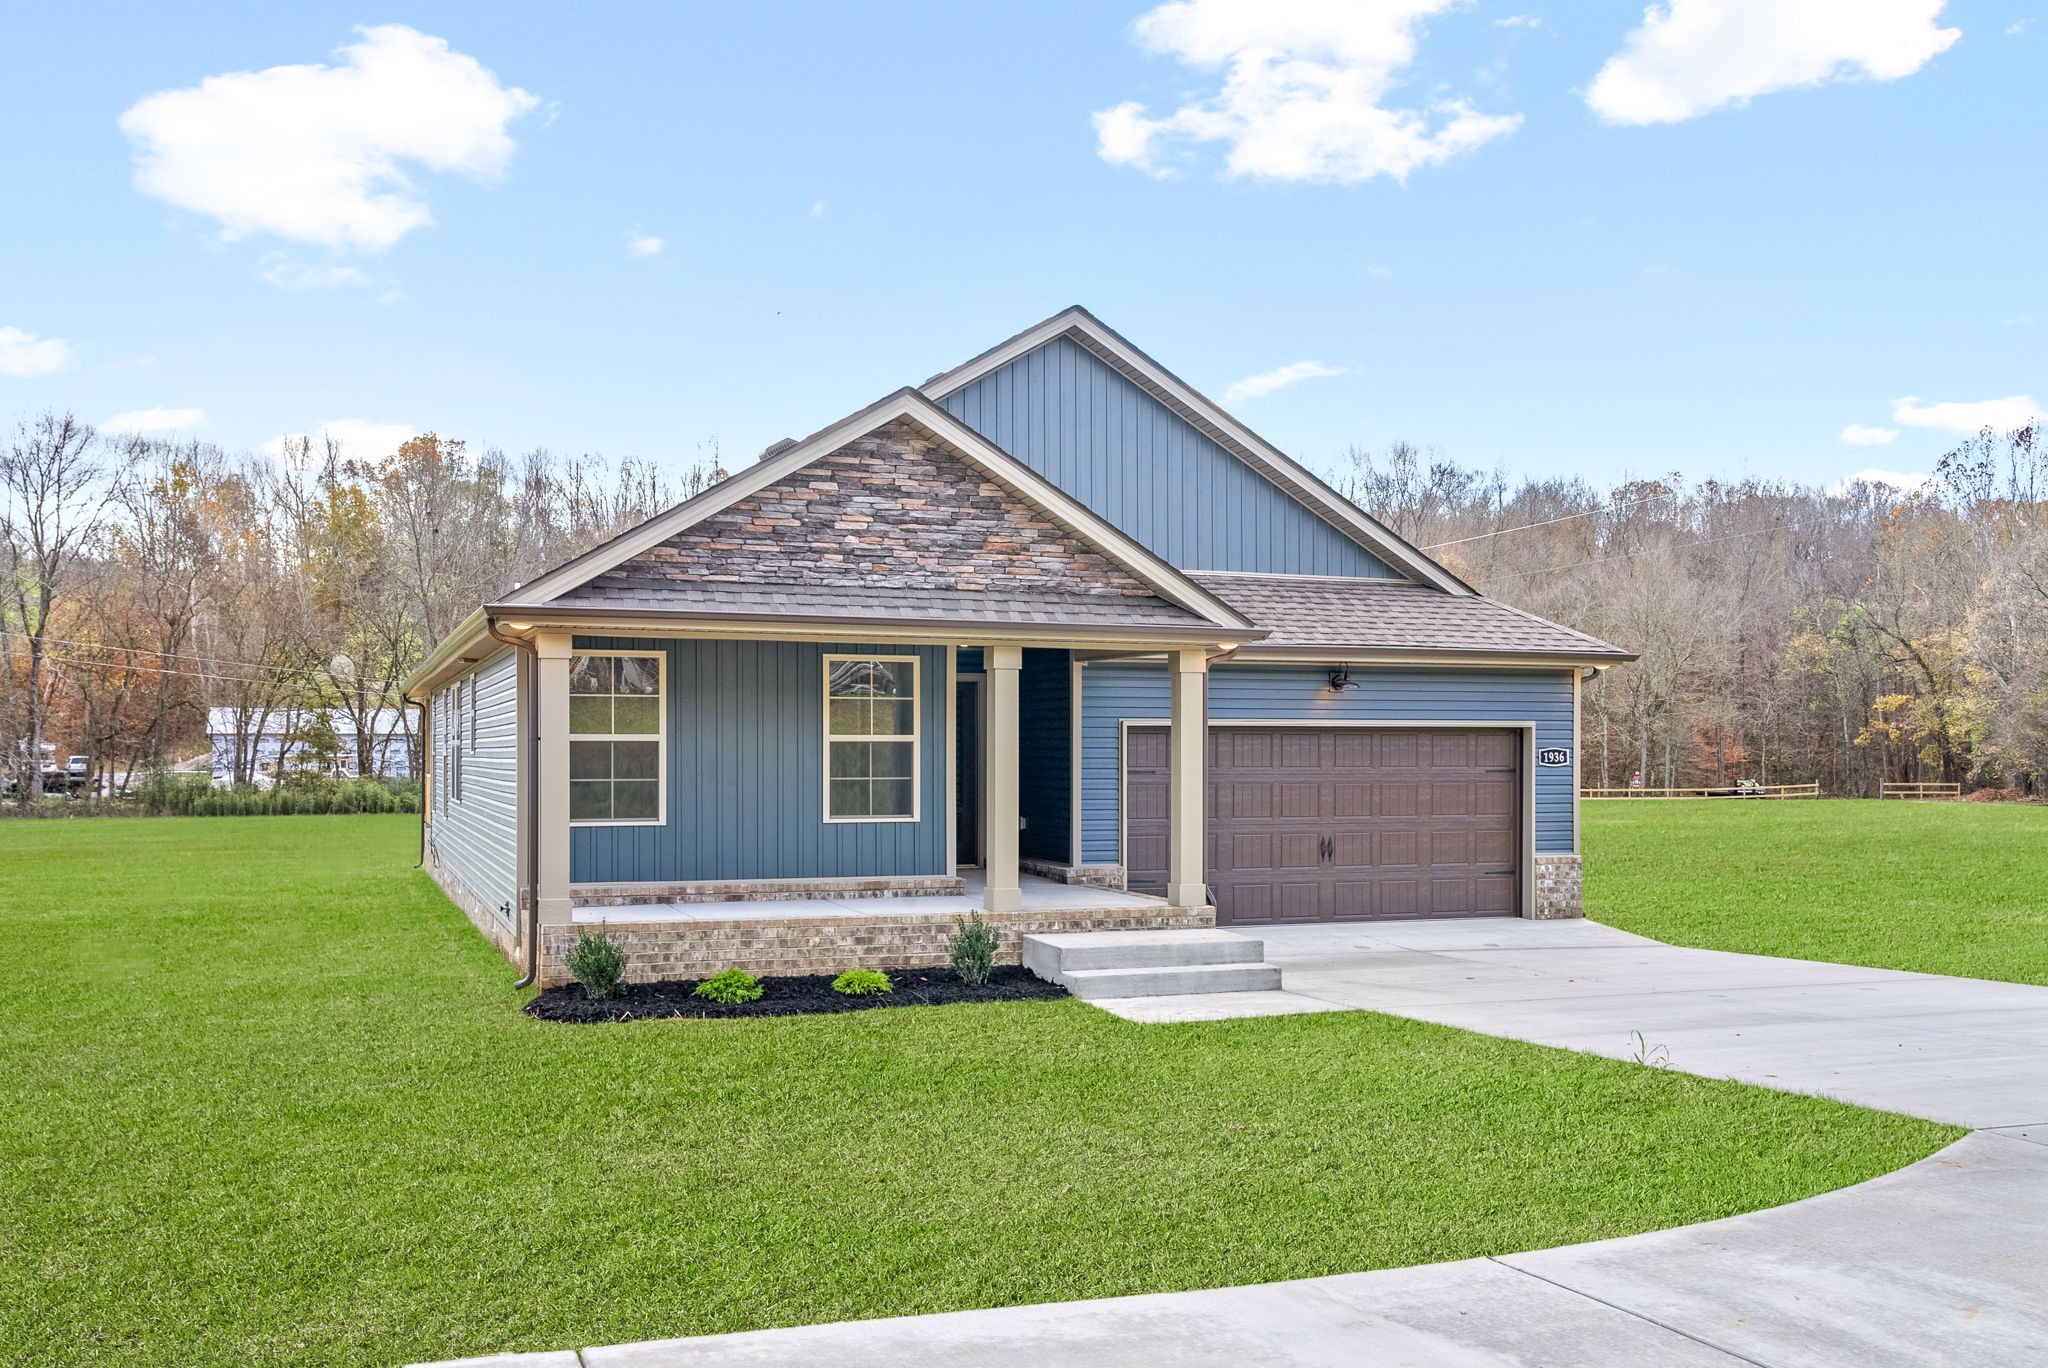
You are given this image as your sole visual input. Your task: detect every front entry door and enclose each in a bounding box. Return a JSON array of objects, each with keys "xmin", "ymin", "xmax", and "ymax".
[{"xmin": 954, "ymin": 679, "xmax": 982, "ymax": 866}]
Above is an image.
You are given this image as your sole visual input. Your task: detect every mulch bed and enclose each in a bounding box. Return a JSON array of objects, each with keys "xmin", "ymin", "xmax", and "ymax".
[{"xmin": 526, "ymin": 965, "xmax": 1068, "ymax": 1023}]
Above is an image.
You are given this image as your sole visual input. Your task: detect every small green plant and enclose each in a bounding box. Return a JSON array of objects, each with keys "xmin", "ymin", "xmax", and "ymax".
[
  {"xmin": 832, "ymin": 966, "xmax": 893, "ymax": 996},
  {"xmin": 948, "ymin": 909, "xmax": 999, "ymax": 985},
  {"xmin": 565, "ymin": 928, "xmax": 627, "ymax": 1000},
  {"xmin": 693, "ymin": 967, "xmax": 764, "ymax": 1005}
]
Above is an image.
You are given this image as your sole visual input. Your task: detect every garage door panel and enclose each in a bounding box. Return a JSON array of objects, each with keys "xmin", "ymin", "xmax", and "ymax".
[
  {"xmin": 1375, "ymin": 830, "xmax": 1419, "ymax": 869},
  {"xmin": 1277, "ymin": 782, "xmax": 1321, "ymax": 819},
  {"xmin": 1126, "ymin": 725, "xmax": 1522, "ymax": 924},
  {"xmin": 1279, "ymin": 733, "xmax": 1321, "ymax": 769},
  {"xmin": 1226, "ymin": 782, "xmax": 1272, "ymax": 818},
  {"xmin": 1331, "ymin": 780, "xmax": 1371, "ymax": 818},
  {"xmin": 1378, "ymin": 779, "xmax": 1420, "ymax": 818}
]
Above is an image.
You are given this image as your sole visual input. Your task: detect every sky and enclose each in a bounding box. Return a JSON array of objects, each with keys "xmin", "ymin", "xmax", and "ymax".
[{"xmin": 1, "ymin": 1, "xmax": 2042, "ymax": 494}]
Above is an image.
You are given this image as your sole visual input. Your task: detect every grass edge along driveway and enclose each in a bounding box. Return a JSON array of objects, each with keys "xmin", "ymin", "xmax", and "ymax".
[
  {"xmin": 0, "ymin": 815, "xmax": 1954, "ymax": 1367},
  {"xmin": 1585, "ymin": 798, "xmax": 2048, "ymax": 986}
]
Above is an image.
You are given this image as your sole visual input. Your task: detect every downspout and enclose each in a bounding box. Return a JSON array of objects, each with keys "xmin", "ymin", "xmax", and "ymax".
[
  {"xmin": 409, "ymin": 699, "xmax": 429, "ymax": 868},
  {"xmin": 487, "ymin": 616, "xmax": 543, "ymax": 990}
]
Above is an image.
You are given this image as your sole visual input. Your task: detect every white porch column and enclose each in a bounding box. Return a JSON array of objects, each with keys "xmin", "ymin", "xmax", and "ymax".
[
  {"xmin": 1168, "ymin": 647, "xmax": 1209, "ymax": 909},
  {"xmin": 534, "ymin": 631, "xmax": 574, "ymax": 930},
  {"xmin": 983, "ymin": 645, "xmax": 1022, "ymax": 914}
]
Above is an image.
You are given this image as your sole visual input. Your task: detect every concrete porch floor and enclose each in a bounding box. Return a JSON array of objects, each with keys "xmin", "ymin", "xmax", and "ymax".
[{"xmin": 571, "ymin": 871, "xmax": 1166, "ymax": 925}]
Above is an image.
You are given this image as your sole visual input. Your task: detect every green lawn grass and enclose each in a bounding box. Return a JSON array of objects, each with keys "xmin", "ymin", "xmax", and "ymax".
[
  {"xmin": 1585, "ymin": 799, "xmax": 2048, "ymax": 984},
  {"xmin": 0, "ymin": 816, "xmax": 1951, "ymax": 1367}
]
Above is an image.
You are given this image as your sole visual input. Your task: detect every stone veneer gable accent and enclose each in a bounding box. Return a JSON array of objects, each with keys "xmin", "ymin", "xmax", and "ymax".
[
  {"xmin": 577, "ymin": 418, "xmax": 1165, "ymax": 601},
  {"xmin": 1531, "ymin": 854, "xmax": 1583, "ymax": 920}
]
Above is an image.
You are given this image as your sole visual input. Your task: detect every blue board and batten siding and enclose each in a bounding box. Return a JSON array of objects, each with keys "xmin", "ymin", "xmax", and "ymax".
[
  {"xmin": 429, "ymin": 648, "xmax": 520, "ymax": 926},
  {"xmin": 940, "ymin": 336, "xmax": 1400, "ymax": 579},
  {"xmin": 570, "ymin": 637, "xmax": 949, "ymax": 885},
  {"xmin": 1078, "ymin": 662, "xmax": 1578, "ymax": 866}
]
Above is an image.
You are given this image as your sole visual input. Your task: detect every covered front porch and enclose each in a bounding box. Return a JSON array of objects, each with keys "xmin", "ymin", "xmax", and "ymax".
[{"xmin": 508, "ymin": 630, "xmax": 1226, "ymax": 985}]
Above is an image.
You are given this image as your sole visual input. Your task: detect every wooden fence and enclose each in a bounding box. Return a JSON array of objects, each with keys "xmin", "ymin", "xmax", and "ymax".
[
  {"xmin": 1878, "ymin": 782, "xmax": 1962, "ymax": 800},
  {"xmin": 1582, "ymin": 783, "xmax": 1822, "ymax": 800}
]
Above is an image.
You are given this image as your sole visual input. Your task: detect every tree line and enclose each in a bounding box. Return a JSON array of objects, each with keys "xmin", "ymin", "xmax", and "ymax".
[
  {"xmin": 1336, "ymin": 424, "xmax": 2047, "ymax": 796},
  {"xmin": 0, "ymin": 413, "xmax": 722, "ymax": 799},
  {"xmin": 5, "ymin": 408, "xmax": 2043, "ymax": 801}
]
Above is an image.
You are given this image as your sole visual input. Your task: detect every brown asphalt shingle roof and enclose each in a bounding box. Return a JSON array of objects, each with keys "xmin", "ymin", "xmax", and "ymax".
[{"xmin": 1192, "ymin": 573, "xmax": 1635, "ymax": 661}]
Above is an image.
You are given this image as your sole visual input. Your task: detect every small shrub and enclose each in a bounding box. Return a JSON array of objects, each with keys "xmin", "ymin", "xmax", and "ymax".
[
  {"xmin": 565, "ymin": 929, "xmax": 627, "ymax": 1000},
  {"xmin": 693, "ymin": 967, "xmax": 764, "ymax": 1004},
  {"xmin": 948, "ymin": 909, "xmax": 999, "ymax": 985},
  {"xmin": 832, "ymin": 966, "xmax": 893, "ymax": 996}
]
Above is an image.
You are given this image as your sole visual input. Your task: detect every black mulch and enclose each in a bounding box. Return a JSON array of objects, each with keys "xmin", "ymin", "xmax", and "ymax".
[{"xmin": 526, "ymin": 965, "xmax": 1069, "ymax": 1023}]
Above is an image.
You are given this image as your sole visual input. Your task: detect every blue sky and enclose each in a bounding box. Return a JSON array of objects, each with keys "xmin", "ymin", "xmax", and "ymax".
[{"xmin": 1, "ymin": 1, "xmax": 2040, "ymax": 491}]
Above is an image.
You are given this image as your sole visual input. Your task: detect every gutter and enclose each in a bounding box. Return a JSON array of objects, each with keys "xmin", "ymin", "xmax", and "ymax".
[{"xmin": 484, "ymin": 615, "xmax": 543, "ymax": 991}]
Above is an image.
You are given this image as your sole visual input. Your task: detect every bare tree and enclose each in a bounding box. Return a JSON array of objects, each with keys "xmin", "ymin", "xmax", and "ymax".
[{"xmin": 1, "ymin": 413, "xmax": 119, "ymax": 800}]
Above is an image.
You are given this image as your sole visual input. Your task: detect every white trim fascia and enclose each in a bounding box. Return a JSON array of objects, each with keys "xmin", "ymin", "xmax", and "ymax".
[
  {"xmin": 503, "ymin": 388, "xmax": 1253, "ymax": 631},
  {"xmin": 1230, "ymin": 650, "xmax": 1626, "ymax": 669},
  {"xmin": 920, "ymin": 308, "xmax": 1474, "ymax": 597}
]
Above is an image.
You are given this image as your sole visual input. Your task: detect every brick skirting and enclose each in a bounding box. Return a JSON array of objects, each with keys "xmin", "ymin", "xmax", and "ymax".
[
  {"xmin": 571, "ymin": 874, "xmax": 965, "ymax": 907},
  {"xmin": 1531, "ymin": 854, "xmax": 1583, "ymax": 920},
  {"xmin": 1017, "ymin": 859, "xmax": 1128, "ymax": 890},
  {"xmin": 540, "ymin": 903, "xmax": 1213, "ymax": 987}
]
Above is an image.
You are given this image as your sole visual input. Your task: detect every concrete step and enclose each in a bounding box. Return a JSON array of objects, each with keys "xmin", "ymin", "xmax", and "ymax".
[
  {"xmin": 1058, "ymin": 961, "xmax": 1285, "ymax": 1000},
  {"xmin": 1022, "ymin": 928, "xmax": 1266, "ymax": 975}
]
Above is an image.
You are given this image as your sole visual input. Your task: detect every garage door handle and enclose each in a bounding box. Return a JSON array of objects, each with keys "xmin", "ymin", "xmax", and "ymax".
[{"xmin": 1319, "ymin": 835, "xmax": 1333, "ymax": 864}]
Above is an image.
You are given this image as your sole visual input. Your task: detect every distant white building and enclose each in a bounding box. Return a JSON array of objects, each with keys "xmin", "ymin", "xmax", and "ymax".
[{"xmin": 207, "ymin": 708, "xmax": 413, "ymax": 786}]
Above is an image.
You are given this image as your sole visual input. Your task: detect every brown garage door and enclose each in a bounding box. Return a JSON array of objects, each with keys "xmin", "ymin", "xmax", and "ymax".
[{"xmin": 1127, "ymin": 727, "xmax": 1521, "ymax": 923}]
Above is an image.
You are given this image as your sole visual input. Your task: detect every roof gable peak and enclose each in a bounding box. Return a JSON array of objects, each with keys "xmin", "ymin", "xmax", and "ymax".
[{"xmin": 922, "ymin": 308, "xmax": 1474, "ymax": 596}]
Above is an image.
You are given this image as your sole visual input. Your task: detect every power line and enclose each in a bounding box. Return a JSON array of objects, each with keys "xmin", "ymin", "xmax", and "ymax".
[
  {"xmin": 1478, "ymin": 522, "xmax": 1788, "ymax": 584},
  {"xmin": 0, "ymin": 628, "xmax": 296, "ymax": 677},
  {"xmin": 1420, "ymin": 488, "xmax": 1680, "ymax": 551}
]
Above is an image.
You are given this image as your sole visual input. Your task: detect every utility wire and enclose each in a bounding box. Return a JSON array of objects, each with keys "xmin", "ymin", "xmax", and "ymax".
[
  {"xmin": 1478, "ymin": 522, "xmax": 1788, "ymax": 584},
  {"xmin": 1420, "ymin": 488, "xmax": 1680, "ymax": 551}
]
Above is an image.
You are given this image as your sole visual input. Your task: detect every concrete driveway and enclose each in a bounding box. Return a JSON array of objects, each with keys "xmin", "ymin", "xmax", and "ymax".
[
  {"xmin": 419, "ymin": 922, "xmax": 2048, "ymax": 1368},
  {"xmin": 1258, "ymin": 918, "xmax": 2048, "ymax": 1129}
]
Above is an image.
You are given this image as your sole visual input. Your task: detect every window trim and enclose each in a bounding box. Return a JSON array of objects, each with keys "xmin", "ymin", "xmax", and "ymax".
[
  {"xmin": 822, "ymin": 653, "xmax": 921, "ymax": 825},
  {"xmin": 567, "ymin": 648, "xmax": 668, "ymax": 828}
]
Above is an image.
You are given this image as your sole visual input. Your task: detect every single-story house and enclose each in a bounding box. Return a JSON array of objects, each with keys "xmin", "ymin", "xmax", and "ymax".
[
  {"xmin": 403, "ymin": 308, "xmax": 1634, "ymax": 986},
  {"xmin": 208, "ymin": 707, "xmax": 413, "ymax": 786}
]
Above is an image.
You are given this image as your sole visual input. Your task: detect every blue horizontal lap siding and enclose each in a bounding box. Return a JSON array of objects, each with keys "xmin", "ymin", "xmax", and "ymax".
[
  {"xmin": 1078, "ymin": 662, "xmax": 1578, "ymax": 865},
  {"xmin": 940, "ymin": 336, "xmax": 1401, "ymax": 578},
  {"xmin": 570, "ymin": 637, "xmax": 948, "ymax": 885}
]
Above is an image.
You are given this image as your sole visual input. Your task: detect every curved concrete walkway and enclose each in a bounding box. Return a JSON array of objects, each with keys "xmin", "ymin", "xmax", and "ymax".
[{"xmin": 420, "ymin": 923, "xmax": 2048, "ymax": 1367}]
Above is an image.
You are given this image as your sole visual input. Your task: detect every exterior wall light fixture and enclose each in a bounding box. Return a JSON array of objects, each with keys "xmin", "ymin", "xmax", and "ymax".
[{"xmin": 1328, "ymin": 667, "xmax": 1357, "ymax": 691}]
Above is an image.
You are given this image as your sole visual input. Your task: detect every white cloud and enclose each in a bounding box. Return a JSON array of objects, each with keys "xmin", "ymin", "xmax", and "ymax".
[
  {"xmin": 265, "ymin": 419, "xmax": 417, "ymax": 464},
  {"xmin": 1585, "ymin": 0, "xmax": 1960, "ymax": 126},
  {"xmin": 1224, "ymin": 359, "xmax": 1348, "ymax": 402},
  {"xmin": 1892, "ymin": 394, "xmax": 2040, "ymax": 434},
  {"xmin": 625, "ymin": 232, "xmax": 664, "ymax": 259},
  {"xmin": 260, "ymin": 255, "xmax": 375, "ymax": 290},
  {"xmin": 810, "ymin": 201, "xmax": 825, "ymax": 218},
  {"xmin": 1094, "ymin": 0, "xmax": 1523, "ymax": 183},
  {"xmin": 103, "ymin": 406, "xmax": 206, "ymax": 434},
  {"xmin": 1840, "ymin": 423, "xmax": 1898, "ymax": 447},
  {"xmin": 1830, "ymin": 468, "xmax": 1930, "ymax": 495},
  {"xmin": 0, "ymin": 326, "xmax": 74, "ymax": 378},
  {"xmin": 2009, "ymin": 19, "xmax": 2034, "ymax": 36},
  {"xmin": 1494, "ymin": 15, "xmax": 1544, "ymax": 28},
  {"xmin": 119, "ymin": 24, "xmax": 538, "ymax": 253}
]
